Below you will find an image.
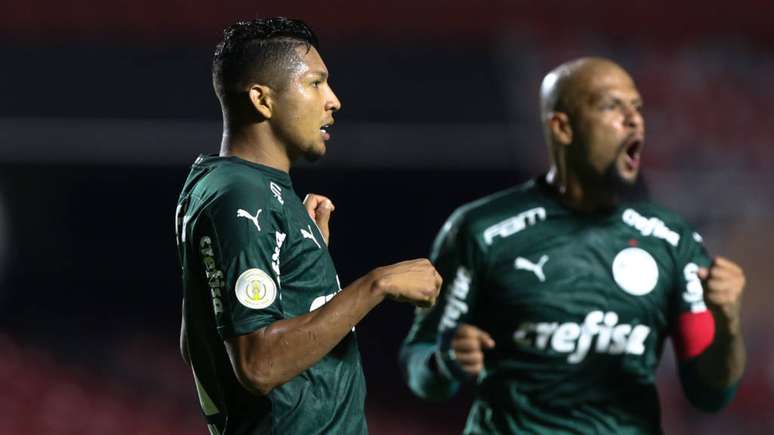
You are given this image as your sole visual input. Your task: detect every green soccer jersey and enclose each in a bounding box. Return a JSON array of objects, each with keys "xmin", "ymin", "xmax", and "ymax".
[
  {"xmin": 175, "ymin": 155, "xmax": 367, "ymax": 435},
  {"xmin": 401, "ymin": 176, "xmax": 713, "ymax": 435}
]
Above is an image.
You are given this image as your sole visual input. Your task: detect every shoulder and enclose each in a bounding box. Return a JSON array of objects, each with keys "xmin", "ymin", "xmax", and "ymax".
[
  {"xmin": 201, "ymin": 161, "xmax": 270, "ymax": 196},
  {"xmin": 435, "ymin": 179, "xmax": 547, "ymax": 248},
  {"xmin": 194, "ymin": 161, "xmax": 278, "ymax": 208},
  {"xmin": 186, "ymin": 160, "xmax": 287, "ymax": 227}
]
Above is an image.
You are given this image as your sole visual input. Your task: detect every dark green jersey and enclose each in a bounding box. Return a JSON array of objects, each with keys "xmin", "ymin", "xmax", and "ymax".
[
  {"xmin": 175, "ymin": 155, "xmax": 367, "ymax": 435},
  {"xmin": 401, "ymin": 177, "xmax": 712, "ymax": 434}
]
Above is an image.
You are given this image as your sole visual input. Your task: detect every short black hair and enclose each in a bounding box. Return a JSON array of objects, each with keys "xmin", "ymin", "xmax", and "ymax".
[{"xmin": 212, "ymin": 17, "xmax": 319, "ymax": 99}]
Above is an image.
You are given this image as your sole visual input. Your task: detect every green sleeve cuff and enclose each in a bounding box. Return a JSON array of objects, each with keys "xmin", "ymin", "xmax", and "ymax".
[
  {"xmin": 400, "ymin": 342, "xmax": 460, "ymax": 401},
  {"xmin": 678, "ymin": 361, "xmax": 740, "ymax": 412}
]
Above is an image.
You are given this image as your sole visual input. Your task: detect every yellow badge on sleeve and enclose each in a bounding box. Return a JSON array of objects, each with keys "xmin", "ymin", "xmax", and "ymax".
[{"xmin": 235, "ymin": 268, "xmax": 277, "ymax": 309}]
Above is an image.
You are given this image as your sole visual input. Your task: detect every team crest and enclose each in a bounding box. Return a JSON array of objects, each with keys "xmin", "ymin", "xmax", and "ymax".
[
  {"xmin": 612, "ymin": 247, "xmax": 659, "ymax": 296},
  {"xmin": 235, "ymin": 268, "xmax": 277, "ymax": 309}
]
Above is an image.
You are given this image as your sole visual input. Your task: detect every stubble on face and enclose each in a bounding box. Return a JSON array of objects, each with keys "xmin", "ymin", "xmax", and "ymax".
[{"xmin": 565, "ymin": 61, "xmax": 645, "ymax": 193}]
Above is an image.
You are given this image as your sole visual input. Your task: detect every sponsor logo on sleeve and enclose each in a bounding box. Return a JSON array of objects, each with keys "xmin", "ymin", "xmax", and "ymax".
[
  {"xmin": 682, "ymin": 263, "xmax": 707, "ymax": 312},
  {"xmin": 483, "ymin": 207, "xmax": 546, "ymax": 245},
  {"xmin": 439, "ymin": 267, "xmax": 472, "ymax": 331},
  {"xmin": 612, "ymin": 247, "xmax": 659, "ymax": 296},
  {"xmin": 271, "ymin": 231, "xmax": 286, "ymax": 285},
  {"xmin": 235, "ymin": 268, "xmax": 277, "ymax": 309},
  {"xmin": 199, "ymin": 236, "xmax": 225, "ymax": 316}
]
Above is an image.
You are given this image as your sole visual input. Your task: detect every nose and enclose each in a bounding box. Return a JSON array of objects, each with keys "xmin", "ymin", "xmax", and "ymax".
[
  {"xmin": 326, "ymin": 85, "xmax": 341, "ymax": 113},
  {"xmin": 623, "ymin": 104, "xmax": 643, "ymax": 131}
]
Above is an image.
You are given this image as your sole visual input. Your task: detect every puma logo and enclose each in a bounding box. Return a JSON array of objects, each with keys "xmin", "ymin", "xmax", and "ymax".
[
  {"xmin": 514, "ymin": 255, "xmax": 549, "ymax": 282},
  {"xmin": 300, "ymin": 224, "xmax": 321, "ymax": 249},
  {"xmin": 236, "ymin": 209, "xmax": 262, "ymax": 231}
]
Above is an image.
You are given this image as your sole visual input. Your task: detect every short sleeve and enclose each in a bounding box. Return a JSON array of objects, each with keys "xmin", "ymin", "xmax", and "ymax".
[
  {"xmin": 670, "ymin": 227, "xmax": 714, "ymax": 361},
  {"xmin": 195, "ymin": 182, "xmax": 287, "ymax": 339}
]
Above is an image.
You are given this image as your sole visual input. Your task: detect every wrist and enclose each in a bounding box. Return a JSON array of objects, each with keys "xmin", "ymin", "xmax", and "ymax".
[{"xmin": 367, "ymin": 269, "xmax": 390, "ymax": 302}]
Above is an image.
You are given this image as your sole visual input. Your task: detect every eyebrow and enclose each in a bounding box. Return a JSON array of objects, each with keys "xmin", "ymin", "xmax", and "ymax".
[
  {"xmin": 306, "ymin": 71, "xmax": 329, "ymax": 80},
  {"xmin": 594, "ymin": 93, "xmax": 642, "ymax": 106}
]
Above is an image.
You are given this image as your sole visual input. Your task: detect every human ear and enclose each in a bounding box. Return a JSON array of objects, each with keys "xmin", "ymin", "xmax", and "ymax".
[
  {"xmin": 548, "ymin": 111, "xmax": 573, "ymax": 146},
  {"xmin": 248, "ymin": 85, "xmax": 273, "ymax": 119}
]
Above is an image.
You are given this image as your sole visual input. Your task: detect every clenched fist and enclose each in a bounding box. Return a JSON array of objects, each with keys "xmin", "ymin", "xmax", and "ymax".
[
  {"xmin": 370, "ymin": 259, "xmax": 442, "ymax": 308},
  {"xmin": 699, "ymin": 256, "xmax": 745, "ymax": 334},
  {"xmin": 303, "ymin": 193, "xmax": 335, "ymax": 245}
]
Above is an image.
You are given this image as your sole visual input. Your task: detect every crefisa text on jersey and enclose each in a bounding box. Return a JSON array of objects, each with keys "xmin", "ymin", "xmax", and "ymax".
[{"xmin": 513, "ymin": 310, "xmax": 651, "ymax": 363}]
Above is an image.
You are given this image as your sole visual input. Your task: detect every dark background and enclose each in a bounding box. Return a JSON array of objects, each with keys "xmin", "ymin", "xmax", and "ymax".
[{"xmin": 0, "ymin": 1, "xmax": 772, "ymax": 433}]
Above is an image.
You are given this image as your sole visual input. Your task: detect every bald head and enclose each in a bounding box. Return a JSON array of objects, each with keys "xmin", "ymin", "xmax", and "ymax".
[
  {"xmin": 546, "ymin": 57, "xmax": 637, "ymax": 118},
  {"xmin": 539, "ymin": 57, "xmax": 645, "ymax": 200}
]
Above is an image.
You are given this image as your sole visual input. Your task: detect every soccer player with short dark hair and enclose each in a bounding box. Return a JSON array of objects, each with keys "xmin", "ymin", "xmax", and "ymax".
[
  {"xmin": 400, "ymin": 57, "xmax": 746, "ymax": 434},
  {"xmin": 175, "ymin": 17, "xmax": 442, "ymax": 434}
]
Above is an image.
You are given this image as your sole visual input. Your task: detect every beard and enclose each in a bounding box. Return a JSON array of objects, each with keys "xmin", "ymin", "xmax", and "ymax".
[{"xmin": 602, "ymin": 161, "xmax": 649, "ymax": 202}]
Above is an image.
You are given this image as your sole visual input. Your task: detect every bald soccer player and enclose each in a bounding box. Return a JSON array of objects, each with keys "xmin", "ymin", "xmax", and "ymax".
[{"xmin": 400, "ymin": 57, "xmax": 745, "ymax": 434}]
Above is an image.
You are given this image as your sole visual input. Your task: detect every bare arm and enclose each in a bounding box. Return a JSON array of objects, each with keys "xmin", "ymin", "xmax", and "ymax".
[
  {"xmin": 226, "ymin": 260, "xmax": 442, "ymax": 396},
  {"xmin": 692, "ymin": 256, "xmax": 746, "ymax": 388}
]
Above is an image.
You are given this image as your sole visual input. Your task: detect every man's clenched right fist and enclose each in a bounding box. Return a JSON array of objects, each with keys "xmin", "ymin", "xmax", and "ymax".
[{"xmin": 370, "ymin": 259, "xmax": 442, "ymax": 308}]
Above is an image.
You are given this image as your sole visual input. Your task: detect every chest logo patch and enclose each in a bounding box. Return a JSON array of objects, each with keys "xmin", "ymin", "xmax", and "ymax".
[
  {"xmin": 235, "ymin": 268, "xmax": 277, "ymax": 309},
  {"xmin": 514, "ymin": 255, "xmax": 549, "ymax": 282},
  {"xmin": 236, "ymin": 208, "xmax": 262, "ymax": 231},
  {"xmin": 612, "ymin": 247, "xmax": 659, "ymax": 296}
]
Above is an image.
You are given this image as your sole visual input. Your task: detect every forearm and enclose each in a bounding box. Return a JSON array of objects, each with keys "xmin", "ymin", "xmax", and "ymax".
[
  {"xmin": 227, "ymin": 273, "xmax": 385, "ymax": 395},
  {"xmin": 678, "ymin": 316, "xmax": 746, "ymax": 412},
  {"xmin": 694, "ymin": 319, "xmax": 746, "ymax": 388}
]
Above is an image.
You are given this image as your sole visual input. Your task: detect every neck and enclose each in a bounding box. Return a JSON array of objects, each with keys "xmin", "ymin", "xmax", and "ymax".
[
  {"xmin": 546, "ymin": 165, "xmax": 618, "ymax": 213},
  {"xmin": 219, "ymin": 121, "xmax": 292, "ymax": 173}
]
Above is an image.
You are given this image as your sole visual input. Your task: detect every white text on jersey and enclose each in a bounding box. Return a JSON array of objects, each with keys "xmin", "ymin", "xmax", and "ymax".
[
  {"xmin": 272, "ymin": 231, "xmax": 286, "ymax": 285},
  {"xmin": 682, "ymin": 263, "xmax": 707, "ymax": 313},
  {"xmin": 483, "ymin": 207, "xmax": 546, "ymax": 245},
  {"xmin": 622, "ymin": 209, "xmax": 680, "ymax": 247},
  {"xmin": 199, "ymin": 236, "xmax": 225, "ymax": 316},
  {"xmin": 439, "ymin": 267, "xmax": 472, "ymax": 331},
  {"xmin": 513, "ymin": 310, "xmax": 651, "ymax": 363}
]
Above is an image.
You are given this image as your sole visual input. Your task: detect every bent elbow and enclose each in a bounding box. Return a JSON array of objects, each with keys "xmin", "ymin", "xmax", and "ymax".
[{"xmin": 235, "ymin": 362, "xmax": 278, "ymax": 397}]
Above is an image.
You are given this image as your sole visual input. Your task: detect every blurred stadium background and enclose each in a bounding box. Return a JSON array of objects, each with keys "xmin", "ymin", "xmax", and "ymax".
[{"xmin": 0, "ymin": 1, "xmax": 772, "ymax": 433}]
